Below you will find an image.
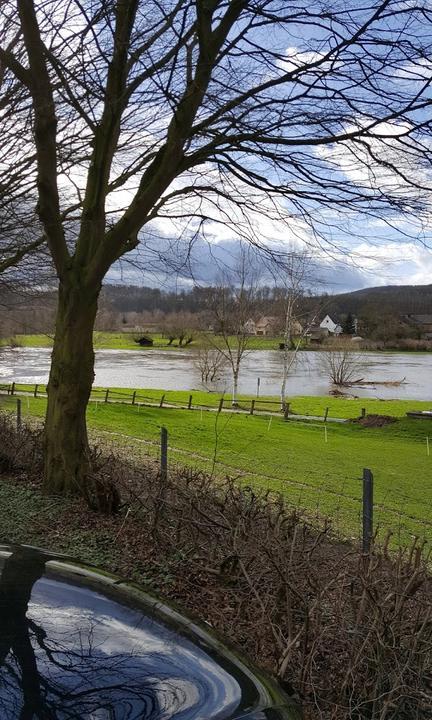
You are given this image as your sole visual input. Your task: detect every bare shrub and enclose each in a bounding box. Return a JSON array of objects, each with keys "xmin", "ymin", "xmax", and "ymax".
[
  {"xmin": 0, "ymin": 414, "xmax": 43, "ymax": 473},
  {"xmin": 388, "ymin": 338, "xmax": 432, "ymax": 352},
  {"xmin": 194, "ymin": 343, "xmax": 227, "ymax": 385},
  {"xmin": 1, "ymin": 416, "xmax": 431, "ymax": 718},
  {"xmin": 320, "ymin": 341, "xmax": 367, "ymax": 386},
  {"xmin": 109, "ymin": 462, "xmax": 432, "ymax": 720}
]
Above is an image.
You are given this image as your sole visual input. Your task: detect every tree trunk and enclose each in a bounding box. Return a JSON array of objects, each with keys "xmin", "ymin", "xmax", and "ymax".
[
  {"xmin": 43, "ymin": 281, "xmax": 99, "ymax": 495},
  {"xmin": 280, "ymin": 305, "xmax": 292, "ymax": 409},
  {"xmin": 232, "ymin": 370, "xmax": 239, "ymax": 406}
]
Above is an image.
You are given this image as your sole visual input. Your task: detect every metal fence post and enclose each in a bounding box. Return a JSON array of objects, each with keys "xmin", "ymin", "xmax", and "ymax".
[
  {"xmin": 16, "ymin": 398, "xmax": 22, "ymax": 432},
  {"xmin": 362, "ymin": 468, "xmax": 374, "ymax": 553},
  {"xmin": 160, "ymin": 427, "xmax": 168, "ymax": 482}
]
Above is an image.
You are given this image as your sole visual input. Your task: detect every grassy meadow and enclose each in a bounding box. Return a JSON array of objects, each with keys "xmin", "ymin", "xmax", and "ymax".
[
  {"xmin": 1, "ymin": 331, "xmax": 285, "ymax": 351},
  {"xmin": 1, "ymin": 388, "xmax": 432, "ymax": 547},
  {"xmin": 5, "ymin": 382, "xmax": 432, "ymax": 419}
]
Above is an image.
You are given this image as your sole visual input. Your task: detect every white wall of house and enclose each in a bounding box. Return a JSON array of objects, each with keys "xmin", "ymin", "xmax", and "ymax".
[{"xmin": 319, "ymin": 315, "xmax": 342, "ymax": 335}]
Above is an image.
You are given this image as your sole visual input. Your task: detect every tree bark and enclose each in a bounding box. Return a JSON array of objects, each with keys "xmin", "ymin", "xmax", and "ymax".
[
  {"xmin": 232, "ymin": 369, "xmax": 239, "ymax": 406},
  {"xmin": 43, "ymin": 279, "xmax": 99, "ymax": 495}
]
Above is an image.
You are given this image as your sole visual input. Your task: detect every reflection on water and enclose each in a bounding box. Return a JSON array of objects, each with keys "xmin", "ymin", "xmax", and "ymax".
[
  {"xmin": 0, "ymin": 546, "xmax": 297, "ymax": 719},
  {"xmin": 0, "ymin": 346, "xmax": 431, "ymax": 399}
]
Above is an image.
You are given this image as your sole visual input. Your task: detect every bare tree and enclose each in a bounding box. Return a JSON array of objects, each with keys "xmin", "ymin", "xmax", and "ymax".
[
  {"xmin": 1, "ymin": 0, "xmax": 432, "ymax": 493},
  {"xmin": 194, "ymin": 339, "xmax": 227, "ymax": 386},
  {"xmin": 320, "ymin": 340, "xmax": 367, "ymax": 386},
  {"xmin": 207, "ymin": 247, "xmax": 258, "ymax": 405},
  {"xmin": 269, "ymin": 252, "xmax": 318, "ymax": 409},
  {"xmin": 162, "ymin": 311, "xmax": 198, "ymax": 346},
  {"xmin": 0, "ymin": 197, "xmax": 54, "ymax": 324}
]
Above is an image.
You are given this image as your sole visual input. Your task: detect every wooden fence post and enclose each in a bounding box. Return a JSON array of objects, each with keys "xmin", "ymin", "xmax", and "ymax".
[
  {"xmin": 11, "ymin": 382, "xmax": 15, "ymax": 396},
  {"xmin": 324, "ymin": 407, "xmax": 329, "ymax": 423},
  {"xmin": 218, "ymin": 397, "xmax": 224, "ymax": 413},
  {"xmin": 16, "ymin": 398, "xmax": 21, "ymax": 432},
  {"xmin": 34, "ymin": 384, "xmax": 38, "ymax": 398},
  {"xmin": 362, "ymin": 468, "xmax": 374, "ymax": 553},
  {"xmin": 159, "ymin": 394, "xmax": 165, "ymax": 408},
  {"xmin": 160, "ymin": 427, "xmax": 168, "ymax": 482},
  {"xmin": 361, "ymin": 408, "xmax": 366, "ymax": 418},
  {"xmin": 250, "ymin": 399, "xmax": 255, "ymax": 415},
  {"xmin": 104, "ymin": 388, "xmax": 109, "ymax": 403},
  {"xmin": 188, "ymin": 394, "xmax": 193, "ymax": 409},
  {"xmin": 132, "ymin": 390, "xmax": 136, "ymax": 405}
]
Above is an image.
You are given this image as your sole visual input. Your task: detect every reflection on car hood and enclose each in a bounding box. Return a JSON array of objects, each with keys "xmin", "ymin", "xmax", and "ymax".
[{"xmin": 0, "ymin": 544, "xmax": 301, "ymax": 719}]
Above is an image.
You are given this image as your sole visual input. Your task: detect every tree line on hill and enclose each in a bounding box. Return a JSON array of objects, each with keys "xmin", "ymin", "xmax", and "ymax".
[{"xmin": 1, "ymin": 282, "xmax": 431, "ymax": 346}]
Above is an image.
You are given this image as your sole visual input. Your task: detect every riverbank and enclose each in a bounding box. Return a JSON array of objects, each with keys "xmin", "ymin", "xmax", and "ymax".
[
  {"xmin": 1, "ymin": 390, "xmax": 431, "ymax": 546},
  {"xmin": 3, "ymin": 331, "xmax": 432, "ymax": 353},
  {"xmin": 1, "ymin": 331, "xmax": 285, "ymax": 351}
]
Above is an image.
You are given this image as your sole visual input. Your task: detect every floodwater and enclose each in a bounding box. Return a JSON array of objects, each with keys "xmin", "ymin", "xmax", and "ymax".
[{"xmin": 0, "ymin": 346, "xmax": 431, "ymax": 400}]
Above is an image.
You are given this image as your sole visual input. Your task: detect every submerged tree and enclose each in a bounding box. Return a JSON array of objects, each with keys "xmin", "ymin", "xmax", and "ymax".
[
  {"xmin": 194, "ymin": 341, "xmax": 227, "ymax": 386},
  {"xmin": 1, "ymin": 0, "xmax": 432, "ymax": 493},
  {"xmin": 207, "ymin": 246, "xmax": 258, "ymax": 405},
  {"xmin": 319, "ymin": 341, "xmax": 367, "ymax": 386},
  {"xmin": 269, "ymin": 251, "xmax": 317, "ymax": 409}
]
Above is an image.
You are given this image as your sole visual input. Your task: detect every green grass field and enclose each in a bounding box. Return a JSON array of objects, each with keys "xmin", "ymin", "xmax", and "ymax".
[
  {"xmin": 2, "ymin": 332, "xmax": 284, "ymax": 351},
  {"xmin": 4, "ymin": 382, "xmax": 432, "ymax": 419},
  {"xmin": 2, "ymin": 390, "xmax": 432, "ymax": 547}
]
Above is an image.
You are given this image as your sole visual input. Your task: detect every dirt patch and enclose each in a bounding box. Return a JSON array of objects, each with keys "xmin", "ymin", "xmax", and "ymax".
[{"xmin": 355, "ymin": 414, "xmax": 397, "ymax": 427}]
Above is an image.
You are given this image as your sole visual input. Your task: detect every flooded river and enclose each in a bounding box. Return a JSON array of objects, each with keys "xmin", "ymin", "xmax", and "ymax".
[{"xmin": 0, "ymin": 346, "xmax": 431, "ymax": 400}]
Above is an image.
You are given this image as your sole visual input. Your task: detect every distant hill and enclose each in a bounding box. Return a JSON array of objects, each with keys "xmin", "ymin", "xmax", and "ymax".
[
  {"xmin": 99, "ymin": 282, "xmax": 432, "ymax": 320},
  {"xmin": 320, "ymin": 284, "xmax": 432, "ymax": 318}
]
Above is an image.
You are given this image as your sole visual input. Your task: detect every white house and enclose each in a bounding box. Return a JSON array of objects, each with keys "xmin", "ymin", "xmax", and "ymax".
[
  {"xmin": 243, "ymin": 318, "xmax": 257, "ymax": 334},
  {"xmin": 319, "ymin": 315, "xmax": 342, "ymax": 335}
]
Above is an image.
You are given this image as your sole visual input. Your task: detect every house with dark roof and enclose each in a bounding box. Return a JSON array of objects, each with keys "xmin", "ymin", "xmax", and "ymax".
[
  {"xmin": 405, "ymin": 314, "xmax": 432, "ymax": 339},
  {"xmin": 319, "ymin": 314, "xmax": 342, "ymax": 335}
]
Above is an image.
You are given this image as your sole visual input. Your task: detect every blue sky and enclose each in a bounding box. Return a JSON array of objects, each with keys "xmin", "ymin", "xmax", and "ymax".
[{"xmin": 52, "ymin": 0, "xmax": 432, "ymax": 295}]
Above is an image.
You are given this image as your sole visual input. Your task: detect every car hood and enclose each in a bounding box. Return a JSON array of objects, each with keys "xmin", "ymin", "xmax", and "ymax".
[{"xmin": 0, "ymin": 544, "xmax": 301, "ymax": 719}]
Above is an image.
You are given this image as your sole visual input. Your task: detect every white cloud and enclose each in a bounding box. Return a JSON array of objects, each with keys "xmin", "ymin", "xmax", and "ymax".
[
  {"xmin": 395, "ymin": 57, "xmax": 432, "ymax": 81},
  {"xmin": 279, "ymin": 46, "xmax": 327, "ymax": 73}
]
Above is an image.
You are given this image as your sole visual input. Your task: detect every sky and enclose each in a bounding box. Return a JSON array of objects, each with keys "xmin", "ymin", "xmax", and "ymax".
[
  {"xmin": 103, "ymin": 10, "xmax": 432, "ymax": 296},
  {"xmin": 24, "ymin": 0, "xmax": 432, "ymax": 296},
  {"xmin": 108, "ymin": 233, "xmax": 432, "ymax": 294}
]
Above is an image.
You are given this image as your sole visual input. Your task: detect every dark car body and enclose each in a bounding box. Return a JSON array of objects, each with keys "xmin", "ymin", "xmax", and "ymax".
[{"xmin": 0, "ymin": 544, "xmax": 301, "ymax": 719}]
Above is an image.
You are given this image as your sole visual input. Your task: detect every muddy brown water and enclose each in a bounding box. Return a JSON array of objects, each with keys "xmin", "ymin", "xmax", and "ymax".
[{"xmin": 0, "ymin": 346, "xmax": 430, "ymax": 400}]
